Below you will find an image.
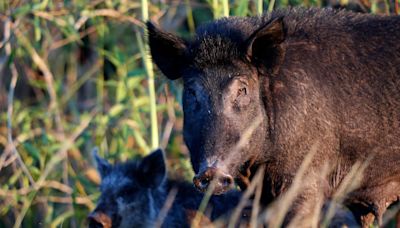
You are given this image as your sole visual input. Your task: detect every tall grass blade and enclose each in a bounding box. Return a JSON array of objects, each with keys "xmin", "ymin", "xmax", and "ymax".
[
  {"xmin": 141, "ymin": 0, "xmax": 159, "ymax": 150},
  {"xmin": 257, "ymin": 0, "xmax": 264, "ymax": 14},
  {"xmin": 222, "ymin": 0, "xmax": 230, "ymax": 16},
  {"xmin": 268, "ymin": 0, "xmax": 276, "ymax": 12}
]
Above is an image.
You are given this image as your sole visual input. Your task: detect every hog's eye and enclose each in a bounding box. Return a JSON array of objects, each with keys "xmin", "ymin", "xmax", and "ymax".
[
  {"xmin": 185, "ymin": 88, "xmax": 201, "ymax": 110},
  {"xmin": 234, "ymin": 86, "xmax": 250, "ymax": 108},
  {"xmin": 237, "ymin": 87, "xmax": 247, "ymax": 97}
]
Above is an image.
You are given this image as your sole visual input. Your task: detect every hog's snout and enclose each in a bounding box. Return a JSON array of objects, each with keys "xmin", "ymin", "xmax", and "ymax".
[
  {"xmin": 88, "ymin": 211, "xmax": 112, "ymax": 228},
  {"xmin": 193, "ymin": 167, "xmax": 234, "ymax": 194}
]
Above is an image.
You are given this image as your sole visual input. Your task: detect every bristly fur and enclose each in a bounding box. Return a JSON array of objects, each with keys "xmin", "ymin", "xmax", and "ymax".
[
  {"xmin": 90, "ymin": 151, "xmax": 243, "ymax": 228},
  {"xmin": 188, "ymin": 7, "xmax": 399, "ymax": 70},
  {"xmin": 148, "ymin": 7, "xmax": 400, "ymax": 227}
]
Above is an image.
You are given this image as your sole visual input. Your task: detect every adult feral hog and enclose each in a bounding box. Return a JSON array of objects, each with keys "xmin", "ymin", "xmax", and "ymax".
[
  {"xmin": 88, "ymin": 149, "xmax": 245, "ymax": 228},
  {"xmin": 147, "ymin": 7, "xmax": 400, "ymax": 226}
]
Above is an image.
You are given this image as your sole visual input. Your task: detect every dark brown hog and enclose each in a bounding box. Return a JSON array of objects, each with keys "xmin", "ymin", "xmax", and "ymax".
[{"xmin": 147, "ymin": 7, "xmax": 400, "ymax": 227}]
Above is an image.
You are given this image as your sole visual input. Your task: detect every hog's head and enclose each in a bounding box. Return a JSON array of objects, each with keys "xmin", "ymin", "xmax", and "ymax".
[
  {"xmin": 147, "ymin": 17, "xmax": 285, "ymax": 194},
  {"xmin": 88, "ymin": 148, "xmax": 166, "ymax": 228}
]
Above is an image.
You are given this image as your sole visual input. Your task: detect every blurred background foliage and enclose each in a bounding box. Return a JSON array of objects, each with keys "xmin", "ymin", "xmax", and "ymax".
[{"xmin": 0, "ymin": 0, "xmax": 398, "ymax": 227}]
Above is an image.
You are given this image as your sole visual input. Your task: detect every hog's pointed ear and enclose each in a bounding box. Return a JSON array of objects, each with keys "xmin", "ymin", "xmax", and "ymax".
[
  {"xmin": 245, "ymin": 17, "xmax": 286, "ymax": 75},
  {"xmin": 138, "ymin": 149, "xmax": 166, "ymax": 188},
  {"xmin": 147, "ymin": 22, "xmax": 187, "ymax": 80},
  {"xmin": 92, "ymin": 147, "xmax": 111, "ymax": 178}
]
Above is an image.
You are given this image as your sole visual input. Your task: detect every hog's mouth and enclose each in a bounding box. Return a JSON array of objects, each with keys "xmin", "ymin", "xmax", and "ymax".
[{"xmin": 235, "ymin": 157, "xmax": 257, "ymax": 191}]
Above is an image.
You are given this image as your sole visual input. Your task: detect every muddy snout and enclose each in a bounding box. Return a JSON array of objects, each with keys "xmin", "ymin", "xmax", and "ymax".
[
  {"xmin": 87, "ymin": 211, "xmax": 112, "ymax": 228},
  {"xmin": 193, "ymin": 167, "xmax": 234, "ymax": 194}
]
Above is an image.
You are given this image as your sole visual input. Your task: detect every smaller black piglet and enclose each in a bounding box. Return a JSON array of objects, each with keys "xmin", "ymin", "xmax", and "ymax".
[{"xmin": 88, "ymin": 148, "xmax": 246, "ymax": 228}]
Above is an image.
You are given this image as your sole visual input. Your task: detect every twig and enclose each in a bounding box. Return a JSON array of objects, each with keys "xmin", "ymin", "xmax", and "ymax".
[
  {"xmin": 228, "ymin": 165, "xmax": 265, "ymax": 228},
  {"xmin": 154, "ymin": 187, "xmax": 178, "ymax": 228},
  {"xmin": 37, "ymin": 196, "xmax": 95, "ymax": 208},
  {"xmin": 381, "ymin": 203, "xmax": 400, "ymax": 226},
  {"xmin": 0, "ymin": 180, "xmax": 73, "ymax": 197},
  {"xmin": 309, "ymin": 163, "xmax": 330, "ymax": 228},
  {"xmin": 191, "ymin": 177, "xmax": 217, "ymax": 228},
  {"xmin": 263, "ymin": 142, "xmax": 319, "ymax": 228},
  {"xmin": 11, "ymin": 109, "xmax": 96, "ymax": 228},
  {"xmin": 4, "ymin": 17, "xmax": 36, "ymax": 186},
  {"xmin": 123, "ymin": 119, "xmax": 151, "ymax": 153},
  {"xmin": 160, "ymin": 86, "xmax": 176, "ymax": 149},
  {"xmin": 32, "ymin": 11, "xmax": 69, "ymax": 27},
  {"xmin": 250, "ymin": 165, "xmax": 264, "ymax": 228},
  {"xmin": 13, "ymin": 21, "xmax": 77, "ymax": 226},
  {"xmin": 35, "ymin": 109, "xmax": 97, "ymax": 189},
  {"xmin": 82, "ymin": 9, "xmax": 144, "ymax": 27},
  {"xmin": 49, "ymin": 25, "xmax": 97, "ymax": 51},
  {"xmin": 0, "ymin": 128, "xmax": 43, "ymax": 172},
  {"xmin": 322, "ymin": 160, "xmax": 369, "ymax": 226},
  {"xmin": 14, "ymin": 27, "xmax": 64, "ymax": 132}
]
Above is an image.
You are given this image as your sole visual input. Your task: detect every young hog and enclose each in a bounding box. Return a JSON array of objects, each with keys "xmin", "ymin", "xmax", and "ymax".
[
  {"xmin": 147, "ymin": 7, "xmax": 400, "ymax": 226},
  {"xmin": 88, "ymin": 149, "xmax": 244, "ymax": 228}
]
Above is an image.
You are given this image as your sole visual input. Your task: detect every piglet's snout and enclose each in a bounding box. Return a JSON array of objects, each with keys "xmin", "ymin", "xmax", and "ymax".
[{"xmin": 88, "ymin": 211, "xmax": 112, "ymax": 228}]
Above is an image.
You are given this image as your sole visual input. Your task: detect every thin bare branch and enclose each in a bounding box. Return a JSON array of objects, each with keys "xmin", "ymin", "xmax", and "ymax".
[
  {"xmin": 83, "ymin": 9, "xmax": 144, "ymax": 27},
  {"xmin": 160, "ymin": 87, "xmax": 176, "ymax": 149},
  {"xmin": 155, "ymin": 187, "xmax": 178, "ymax": 228},
  {"xmin": 263, "ymin": 142, "xmax": 319, "ymax": 228},
  {"xmin": 5, "ymin": 17, "xmax": 36, "ymax": 186},
  {"xmin": 13, "ymin": 27, "xmax": 65, "ymax": 136},
  {"xmin": 0, "ymin": 128, "xmax": 43, "ymax": 172},
  {"xmin": 228, "ymin": 165, "xmax": 265, "ymax": 228},
  {"xmin": 250, "ymin": 166, "xmax": 264, "ymax": 228}
]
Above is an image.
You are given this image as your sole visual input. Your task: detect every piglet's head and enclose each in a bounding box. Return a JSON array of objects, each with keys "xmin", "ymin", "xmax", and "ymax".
[{"xmin": 88, "ymin": 148, "xmax": 166, "ymax": 228}]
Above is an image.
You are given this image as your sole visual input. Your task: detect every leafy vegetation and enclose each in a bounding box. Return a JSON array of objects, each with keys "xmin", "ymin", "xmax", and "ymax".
[{"xmin": 0, "ymin": 0, "xmax": 398, "ymax": 227}]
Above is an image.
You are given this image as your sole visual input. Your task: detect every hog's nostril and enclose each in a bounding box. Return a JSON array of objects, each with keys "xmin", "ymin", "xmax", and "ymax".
[
  {"xmin": 193, "ymin": 173, "xmax": 212, "ymax": 191},
  {"xmin": 200, "ymin": 178, "xmax": 210, "ymax": 188},
  {"xmin": 218, "ymin": 175, "xmax": 233, "ymax": 188},
  {"xmin": 193, "ymin": 175, "xmax": 210, "ymax": 190},
  {"xmin": 193, "ymin": 167, "xmax": 234, "ymax": 194}
]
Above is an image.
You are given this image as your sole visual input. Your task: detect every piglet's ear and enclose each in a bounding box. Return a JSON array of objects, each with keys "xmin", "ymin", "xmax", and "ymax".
[
  {"xmin": 138, "ymin": 149, "xmax": 166, "ymax": 188},
  {"xmin": 245, "ymin": 17, "xmax": 286, "ymax": 75},
  {"xmin": 92, "ymin": 147, "xmax": 111, "ymax": 178},
  {"xmin": 147, "ymin": 22, "xmax": 187, "ymax": 80}
]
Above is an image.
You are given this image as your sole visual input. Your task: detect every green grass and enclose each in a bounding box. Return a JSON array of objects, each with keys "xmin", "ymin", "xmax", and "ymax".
[{"xmin": 0, "ymin": 0, "xmax": 398, "ymax": 227}]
